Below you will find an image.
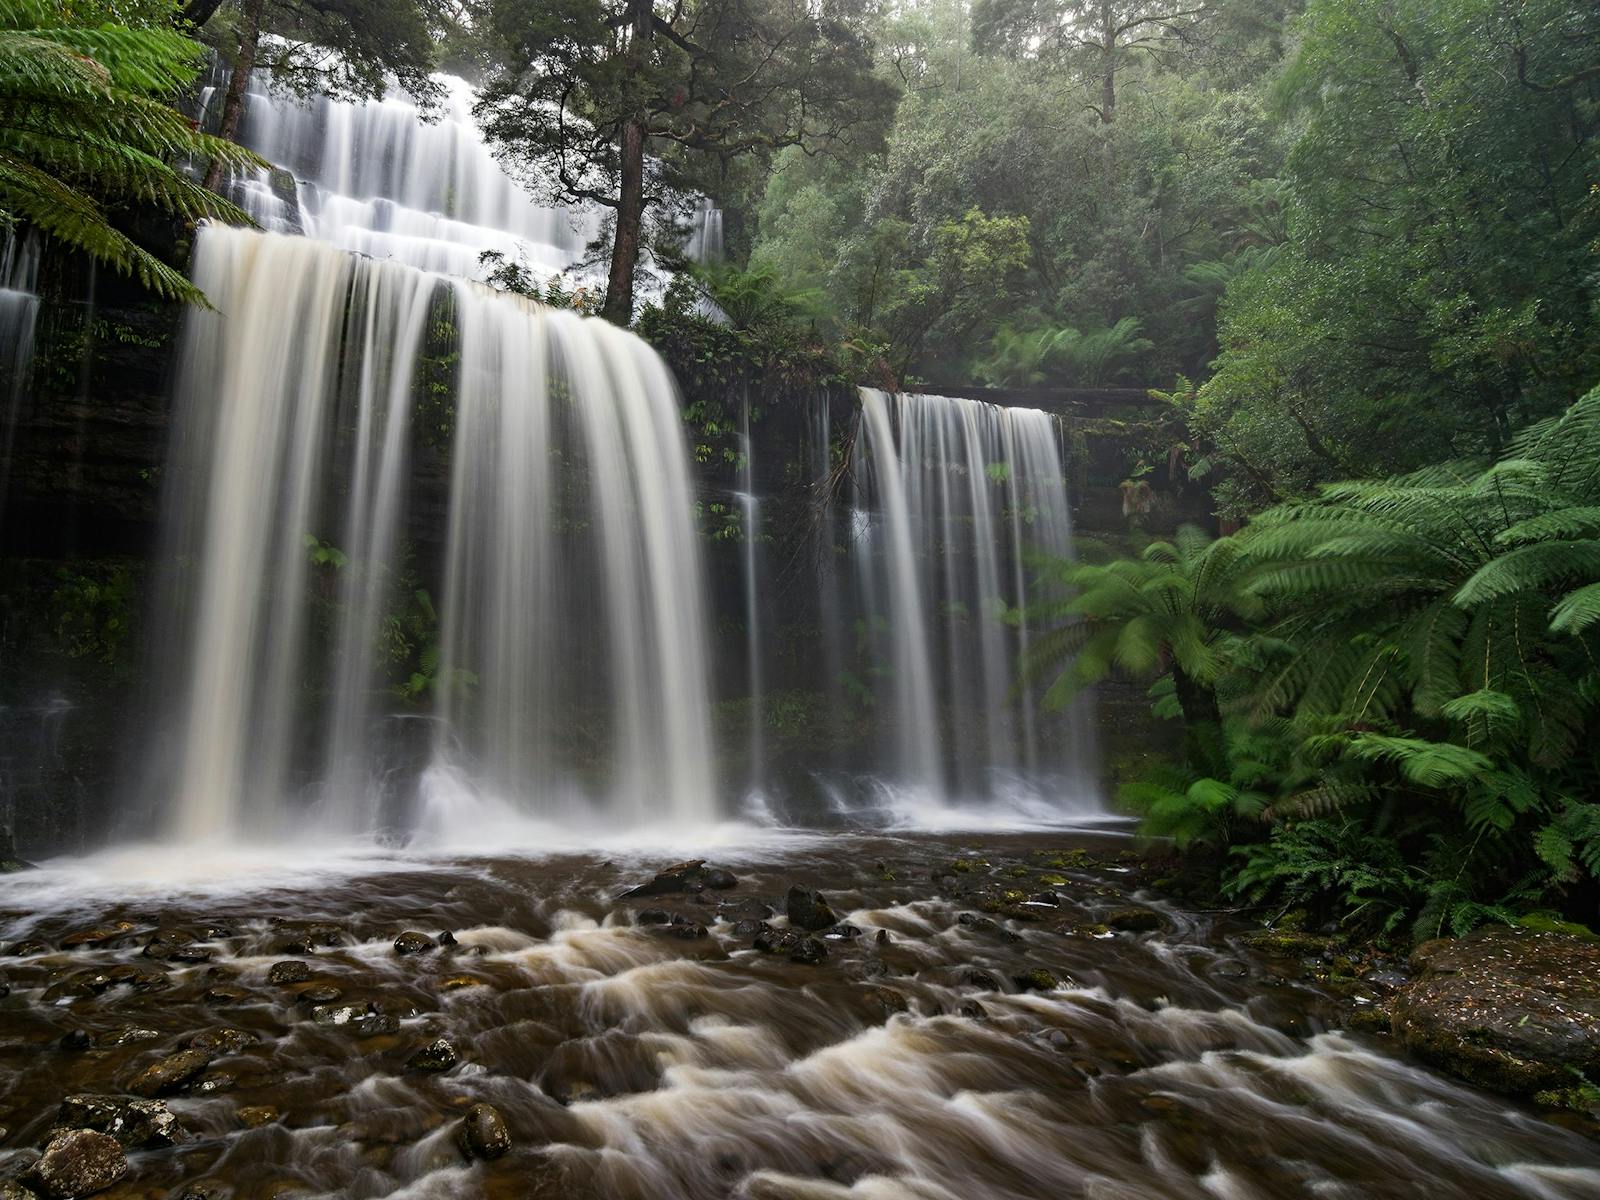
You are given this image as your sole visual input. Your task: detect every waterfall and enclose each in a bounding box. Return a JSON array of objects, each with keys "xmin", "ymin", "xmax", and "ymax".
[
  {"xmin": 152, "ymin": 223, "xmax": 714, "ymax": 843},
  {"xmin": 0, "ymin": 229, "xmax": 40, "ymax": 520},
  {"xmin": 842, "ymin": 388, "xmax": 1097, "ymax": 814}
]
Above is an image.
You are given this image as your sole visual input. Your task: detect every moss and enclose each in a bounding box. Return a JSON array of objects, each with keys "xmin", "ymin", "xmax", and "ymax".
[{"xmin": 1515, "ymin": 914, "xmax": 1598, "ymax": 941}]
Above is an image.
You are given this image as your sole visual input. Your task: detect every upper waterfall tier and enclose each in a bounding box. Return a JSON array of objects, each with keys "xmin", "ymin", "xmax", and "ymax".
[{"xmin": 214, "ymin": 69, "xmax": 602, "ymax": 284}]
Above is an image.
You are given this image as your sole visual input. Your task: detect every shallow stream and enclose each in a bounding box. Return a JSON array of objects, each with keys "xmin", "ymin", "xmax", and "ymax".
[{"xmin": 1, "ymin": 832, "xmax": 1596, "ymax": 1199}]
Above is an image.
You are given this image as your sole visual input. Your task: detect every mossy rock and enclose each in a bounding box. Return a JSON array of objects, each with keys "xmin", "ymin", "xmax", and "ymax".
[{"xmin": 1390, "ymin": 927, "xmax": 1600, "ymax": 1097}]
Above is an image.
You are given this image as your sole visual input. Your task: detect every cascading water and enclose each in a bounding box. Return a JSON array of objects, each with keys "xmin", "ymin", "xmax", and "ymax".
[
  {"xmin": 152, "ymin": 223, "xmax": 715, "ymax": 844},
  {"xmin": 211, "ymin": 68, "xmax": 599, "ymax": 282},
  {"xmin": 136, "ymin": 55, "xmax": 1101, "ymax": 844},
  {"xmin": 0, "ymin": 229, "xmax": 40, "ymax": 519},
  {"xmin": 833, "ymin": 387, "xmax": 1098, "ymax": 821},
  {"xmin": 146, "ymin": 58, "xmax": 716, "ymax": 843}
]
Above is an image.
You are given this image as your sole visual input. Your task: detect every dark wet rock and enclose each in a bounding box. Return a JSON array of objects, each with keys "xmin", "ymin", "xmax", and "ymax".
[
  {"xmin": 21, "ymin": 1129, "xmax": 128, "ymax": 1198},
  {"xmin": 298, "ymin": 983, "xmax": 343, "ymax": 1005},
  {"xmin": 963, "ymin": 968, "xmax": 1002, "ymax": 991},
  {"xmin": 394, "ymin": 931, "xmax": 435, "ymax": 956},
  {"xmin": 458, "ymin": 1102, "xmax": 511, "ymax": 1161},
  {"xmin": 407, "ymin": 1038, "xmax": 459, "ymax": 1071},
  {"xmin": 437, "ymin": 931, "xmax": 457, "ymax": 946},
  {"xmin": 551, "ymin": 1079, "xmax": 600, "ymax": 1105},
  {"xmin": 956, "ymin": 913, "xmax": 1021, "ymax": 943},
  {"xmin": 267, "ymin": 960, "xmax": 311, "ymax": 985},
  {"xmin": 60, "ymin": 922, "xmax": 136, "ymax": 950},
  {"xmin": 958, "ymin": 1000, "xmax": 989, "ymax": 1019},
  {"xmin": 1105, "ymin": 907, "xmax": 1163, "ymax": 933},
  {"xmin": 1390, "ymin": 927, "xmax": 1600, "ymax": 1096},
  {"xmin": 660, "ymin": 921, "xmax": 708, "ymax": 940},
  {"xmin": 201, "ymin": 985, "xmax": 249, "ymax": 1006},
  {"xmin": 785, "ymin": 886, "xmax": 838, "ymax": 931},
  {"xmin": 310, "ymin": 1003, "xmax": 368, "ymax": 1026},
  {"xmin": 732, "ymin": 918, "xmax": 769, "ymax": 938},
  {"xmin": 822, "ymin": 923, "xmax": 862, "ymax": 940},
  {"xmin": 1362, "ymin": 968, "xmax": 1410, "ymax": 991},
  {"xmin": 128, "ymin": 1048, "xmax": 212, "ymax": 1097},
  {"xmin": 237, "ymin": 1105, "xmax": 278, "ymax": 1128},
  {"xmin": 191, "ymin": 1073, "xmax": 235, "ymax": 1095},
  {"xmin": 173, "ymin": 1187, "xmax": 225, "ymax": 1200},
  {"xmin": 59, "ymin": 1030, "xmax": 92, "ymax": 1051},
  {"xmin": 96, "ymin": 1027, "xmax": 161, "ymax": 1048},
  {"xmin": 144, "ymin": 929, "xmax": 211, "ymax": 963},
  {"xmin": 1014, "ymin": 968, "xmax": 1062, "ymax": 992},
  {"xmin": 875, "ymin": 929, "xmax": 891, "ymax": 946},
  {"xmin": 358, "ymin": 1013, "xmax": 401, "ymax": 1036},
  {"xmin": 621, "ymin": 859, "xmax": 740, "ymax": 898},
  {"xmin": 752, "ymin": 927, "xmax": 803, "ymax": 955},
  {"xmin": 1026, "ymin": 1028, "xmax": 1076, "ymax": 1052},
  {"xmin": 1028, "ymin": 892, "xmax": 1062, "ymax": 907},
  {"xmin": 0, "ymin": 973, "xmax": 8, "ymax": 997},
  {"xmin": 58, "ymin": 1095, "xmax": 188, "ymax": 1148},
  {"xmin": 273, "ymin": 918, "xmax": 345, "ymax": 940},
  {"xmin": 719, "ymin": 899, "xmax": 774, "ymax": 923},
  {"xmin": 635, "ymin": 908, "xmax": 673, "ymax": 925},
  {"xmin": 8, "ymin": 940, "xmax": 48, "ymax": 956},
  {"xmin": 789, "ymin": 937, "xmax": 828, "ymax": 966},
  {"xmin": 864, "ymin": 986, "xmax": 909, "ymax": 1017},
  {"xmin": 184, "ymin": 1028, "xmax": 253, "ymax": 1054},
  {"xmin": 45, "ymin": 964, "xmax": 167, "ymax": 1000},
  {"xmin": 0, "ymin": 1181, "xmax": 37, "ymax": 1199}
]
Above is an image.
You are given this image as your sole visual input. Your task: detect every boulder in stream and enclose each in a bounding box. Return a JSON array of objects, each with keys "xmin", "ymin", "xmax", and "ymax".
[
  {"xmin": 459, "ymin": 1102, "xmax": 511, "ymax": 1160},
  {"xmin": 1389, "ymin": 926, "xmax": 1600, "ymax": 1096},
  {"xmin": 127, "ymin": 1048, "xmax": 211, "ymax": 1097},
  {"xmin": 394, "ymin": 931, "xmax": 435, "ymax": 956},
  {"xmin": 620, "ymin": 859, "xmax": 740, "ymax": 898},
  {"xmin": 267, "ymin": 959, "xmax": 312, "ymax": 985},
  {"xmin": 407, "ymin": 1038, "xmax": 459, "ymax": 1071},
  {"xmin": 21, "ymin": 1129, "xmax": 128, "ymax": 1198},
  {"xmin": 57, "ymin": 1095, "xmax": 188, "ymax": 1148},
  {"xmin": 785, "ymin": 886, "xmax": 838, "ymax": 931}
]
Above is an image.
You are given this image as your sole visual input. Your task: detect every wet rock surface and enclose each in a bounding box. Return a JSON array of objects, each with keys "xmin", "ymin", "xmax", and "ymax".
[
  {"xmin": 21, "ymin": 1128, "xmax": 128, "ymax": 1197},
  {"xmin": 0, "ymin": 833, "xmax": 1593, "ymax": 1199},
  {"xmin": 1389, "ymin": 926, "xmax": 1600, "ymax": 1095}
]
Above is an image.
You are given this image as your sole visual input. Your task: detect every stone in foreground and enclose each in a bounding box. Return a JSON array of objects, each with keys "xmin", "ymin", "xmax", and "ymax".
[
  {"xmin": 1390, "ymin": 926, "xmax": 1600, "ymax": 1096},
  {"xmin": 22, "ymin": 1129, "xmax": 128, "ymax": 1198}
]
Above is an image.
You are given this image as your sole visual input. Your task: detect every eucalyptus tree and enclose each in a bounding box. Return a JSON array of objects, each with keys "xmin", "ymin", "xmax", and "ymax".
[{"xmin": 476, "ymin": 0, "xmax": 895, "ymax": 325}]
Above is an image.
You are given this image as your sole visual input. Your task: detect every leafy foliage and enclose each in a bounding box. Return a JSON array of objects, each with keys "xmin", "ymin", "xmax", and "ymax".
[
  {"xmin": 1027, "ymin": 384, "xmax": 1600, "ymax": 940},
  {"xmin": 0, "ymin": 0, "xmax": 261, "ymax": 302}
]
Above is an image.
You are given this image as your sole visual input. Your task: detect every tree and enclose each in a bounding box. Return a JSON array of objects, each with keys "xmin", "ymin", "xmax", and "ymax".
[
  {"xmin": 0, "ymin": 0, "xmax": 260, "ymax": 302},
  {"xmin": 194, "ymin": 0, "xmax": 446, "ymax": 189},
  {"xmin": 971, "ymin": 0, "xmax": 1207, "ymax": 129},
  {"xmin": 1197, "ymin": 0, "xmax": 1600, "ymax": 516},
  {"xmin": 477, "ymin": 0, "xmax": 895, "ymax": 325}
]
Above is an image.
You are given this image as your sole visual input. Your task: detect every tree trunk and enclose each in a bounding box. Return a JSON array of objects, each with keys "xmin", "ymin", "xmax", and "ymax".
[
  {"xmin": 1172, "ymin": 664, "xmax": 1226, "ymax": 779},
  {"xmin": 1099, "ymin": 6, "xmax": 1116, "ymax": 124},
  {"xmin": 601, "ymin": 115, "xmax": 646, "ymax": 326},
  {"xmin": 202, "ymin": 0, "xmax": 264, "ymax": 193},
  {"xmin": 601, "ymin": 0, "xmax": 654, "ymax": 326}
]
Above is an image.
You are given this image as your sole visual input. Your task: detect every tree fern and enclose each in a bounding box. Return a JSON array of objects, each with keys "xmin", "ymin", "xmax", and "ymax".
[{"xmin": 0, "ymin": 0, "xmax": 263, "ymax": 303}]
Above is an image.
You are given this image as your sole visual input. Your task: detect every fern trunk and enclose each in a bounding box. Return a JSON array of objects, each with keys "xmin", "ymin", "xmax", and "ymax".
[{"xmin": 1172, "ymin": 665, "xmax": 1226, "ymax": 779}]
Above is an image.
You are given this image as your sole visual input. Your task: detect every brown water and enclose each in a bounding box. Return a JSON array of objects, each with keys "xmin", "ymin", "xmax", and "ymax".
[{"xmin": 0, "ymin": 832, "xmax": 1596, "ymax": 1199}]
